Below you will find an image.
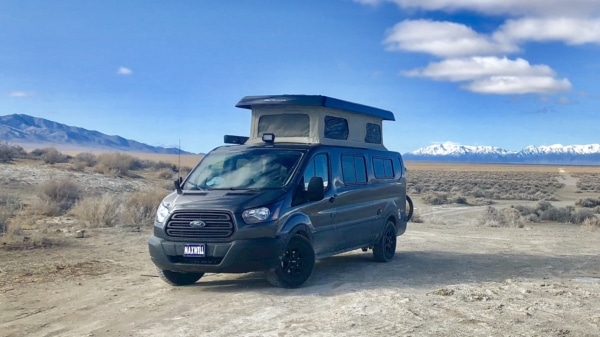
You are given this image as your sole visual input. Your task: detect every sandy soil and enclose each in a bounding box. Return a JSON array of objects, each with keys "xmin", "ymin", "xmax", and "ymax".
[{"xmin": 1, "ymin": 168, "xmax": 600, "ymax": 337}]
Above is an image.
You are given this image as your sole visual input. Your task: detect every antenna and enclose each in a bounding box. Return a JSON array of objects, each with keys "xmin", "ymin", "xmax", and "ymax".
[{"xmin": 175, "ymin": 139, "xmax": 182, "ymax": 194}]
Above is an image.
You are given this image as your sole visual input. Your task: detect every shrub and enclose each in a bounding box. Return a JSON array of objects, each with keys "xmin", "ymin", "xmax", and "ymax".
[
  {"xmin": 122, "ymin": 189, "xmax": 168, "ymax": 227},
  {"xmin": 423, "ymin": 192, "xmax": 449, "ymax": 205},
  {"xmin": 583, "ymin": 217, "xmax": 600, "ymax": 231},
  {"xmin": 30, "ymin": 147, "xmax": 70, "ymax": 164},
  {"xmin": 157, "ymin": 169, "xmax": 173, "ymax": 180},
  {"xmin": 570, "ymin": 209, "xmax": 596, "ymax": 224},
  {"xmin": 0, "ymin": 194, "xmax": 21, "ymax": 234},
  {"xmin": 478, "ymin": 206, "xmax": 524, "ymax": 228},
  {"xmin": 0, "ymin": 144, "xmax": 27, "ymax": 163},
  {"xmin": 73, "ymin": 152, "xmax": 97, "ymax": 167},
  {"xmin": 538, "ymin": 206, "xmax": 572, "ymax": 223},
  {"xmin": 96, "ymin": 153, "xmax": 142, "ymax": 177},
  {"xmin": 575, "ymin": 198, "xmax": 600, "ymax": 208},
  {"xmin": 70, "ymin": 194, "xmax": 123, "ymax": 227},
  {"xmin": 36, "ymin": 178, "xmax": 82, "ymax": 215}
]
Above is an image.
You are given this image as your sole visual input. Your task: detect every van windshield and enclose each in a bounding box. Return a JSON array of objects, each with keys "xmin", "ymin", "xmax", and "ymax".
[{"xmin": 183, "ymin": 148, "xmax": 304, "ymax": 190}]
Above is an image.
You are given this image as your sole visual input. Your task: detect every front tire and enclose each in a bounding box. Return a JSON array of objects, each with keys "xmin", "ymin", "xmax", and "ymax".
[
  {"xmin": 266, "ymin": 235, "xmax": 315, "ymax": 288},
  {"xmin": 156, "ymin": 267, "xmax": 204, "ymax": 286},
  {"xmin": 373, "ymin": 221, "xmax": 397, "ymax": 262}
]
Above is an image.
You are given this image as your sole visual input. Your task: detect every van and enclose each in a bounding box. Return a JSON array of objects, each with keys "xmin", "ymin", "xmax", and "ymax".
[{"xmin": 148, "ymin": 95, "xmax": 410, "ymax": 288}]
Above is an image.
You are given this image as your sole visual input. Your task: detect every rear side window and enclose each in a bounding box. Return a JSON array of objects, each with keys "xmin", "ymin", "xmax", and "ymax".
[
  {"xmin": 365, "ymin": 123, "xmax": 382, "ymax": 144},
  {"xmin": 373, "ymin": 157, "xmax": 395, "ymax": 179},
  {"xmin": 258, "ymin": 114, "xmax": 309, "ymax": 137},
  {"xmin": 342, "ymin": 154, "xmax": 367, "ymax": 184},
  {"xmin": 324, "ymin": 116, "xmax": 349, "ymax": 140}
]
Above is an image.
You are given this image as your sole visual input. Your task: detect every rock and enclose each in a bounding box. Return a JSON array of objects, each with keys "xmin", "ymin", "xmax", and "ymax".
[{"xmin": 75, "ymin": 229, "xmax": 86, "ymax": 238}]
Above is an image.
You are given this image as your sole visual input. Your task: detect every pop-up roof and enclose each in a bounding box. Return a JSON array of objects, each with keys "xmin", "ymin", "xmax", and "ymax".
[{"xmin": 235, "ymin": 95, "xmax": 395, "ymax": 150}]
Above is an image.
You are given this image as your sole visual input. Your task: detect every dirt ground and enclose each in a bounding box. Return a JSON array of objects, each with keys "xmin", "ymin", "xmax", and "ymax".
[{"xmin": 1, "ymin": 168, "xmax": 600, "ymax": 337}]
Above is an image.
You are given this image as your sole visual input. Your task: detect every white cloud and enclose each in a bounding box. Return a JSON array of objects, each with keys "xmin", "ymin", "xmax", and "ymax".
[
  {"xmin": 356, "ymin": 0, "xmax": 600, "ymax": 17},
  {"xmin": 384, "ymin": 20, "xmax": 516, "ymax": 57},
  {"xmin": 356, "ymin": 0, "xmax": 597, "ymax": 95},
  {"xmin": 117, "ymin": 67, "xmax": 133, "ymax": 75},
  {"xmin": 496, "ymin": 17, "xmax": 600, "ymax": 45},
  {"xmin": 9, "ymin": 91, "xmax": 35, "ymax": 98},
  {"xmin": 405, "ymin": 57, "xmax": 555, "ymax": 82},
  {"xmin": 464, "ymin": 76, "xmax": 571, "ymax": 95},
  {"xmin": 405, "ymin": 57, "xmax": 571, "ymax": 94}
]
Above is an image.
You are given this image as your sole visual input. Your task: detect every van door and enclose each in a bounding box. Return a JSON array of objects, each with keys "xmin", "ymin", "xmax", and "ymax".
[
  {"xmin": 334, "ymin": 154, "xmax": 377, "ymax": 249},
  {"xmin": 293, "ymin": 153, "xmax": 337, "ymax": 256}
]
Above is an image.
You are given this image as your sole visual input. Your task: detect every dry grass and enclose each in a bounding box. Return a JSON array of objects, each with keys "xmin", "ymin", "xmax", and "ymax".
[
  {"xmin": 0, "ymin": 194, "xmax": 22, "ymax": 234},
  {"xmin": 478, "ymin": 206, "xmax": 524, "ymax": 228},
  {"xmin": 409, "ymin": 170, "xmax": 562, "ymax": 202},
  {"xmin": 0, "ymin": 144, "xmax": 27, "ymax": 163},
  {"xmin": 483, "ymin": 201, "xmax": 600, "ymax": 228},
  {"xmin": 573, "ymin": 173, "xmax": 600, "ymax": 192},
  {"xmin": 70, "ymin": 194, "xmax": 123, "ymax": 228},
  {"xmin": 33, "ymin": 178, "xmax": 82, "ymax": 216},
  {"xmin": 583, "ymin": 217, "xmax": 600, "ymax": 231},
  {"xmin": 157, "ymin": 169, "xmax": 174, "ymax": 180},
  {"xmin": 95, "ymin": 152, "xmax": 142, "ymax": 177},
  {"xmin": 121, "ymin": 188, "xmax": 169, "ymax": 227}
]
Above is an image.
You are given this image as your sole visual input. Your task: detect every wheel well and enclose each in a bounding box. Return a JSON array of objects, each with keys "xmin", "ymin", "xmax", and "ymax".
[
  {"xmin": 295, "ymin": 229, "xmax": 309, "ymax": 240},
  {"xmin": 387, "ymin": 216, "xmax": 397, "ymax": 228}
]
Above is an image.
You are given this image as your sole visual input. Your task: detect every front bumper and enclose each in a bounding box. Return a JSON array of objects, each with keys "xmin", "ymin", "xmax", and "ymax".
[{"xmin": 148, "ymin": 235, "xmax": 285, "ymax": 273}]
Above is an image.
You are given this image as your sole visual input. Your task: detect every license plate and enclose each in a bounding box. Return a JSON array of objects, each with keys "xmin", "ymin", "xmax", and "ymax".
[{"xmin": 183, "ymin": 244, "xmax": 205, "ymax": 257}]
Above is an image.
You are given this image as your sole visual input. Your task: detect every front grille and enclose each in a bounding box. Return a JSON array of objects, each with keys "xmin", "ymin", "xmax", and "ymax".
[
  {"xmin": 165, "ymin": 211, "xmax": 235, "ymax": 238},
  {"xmin": 170, "ymin": 256, "xmax": 223, "ymax": 265}
]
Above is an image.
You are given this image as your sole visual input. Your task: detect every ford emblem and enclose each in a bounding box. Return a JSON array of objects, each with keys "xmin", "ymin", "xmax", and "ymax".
[{"xmin": 189, "ymin": 220, "xmax": 207, "ymax": 228}]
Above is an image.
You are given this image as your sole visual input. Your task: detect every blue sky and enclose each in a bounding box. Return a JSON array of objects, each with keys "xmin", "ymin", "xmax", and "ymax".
[{"xmin": 1, "ymin": 0, "xmax": 599, "ymax": 154}]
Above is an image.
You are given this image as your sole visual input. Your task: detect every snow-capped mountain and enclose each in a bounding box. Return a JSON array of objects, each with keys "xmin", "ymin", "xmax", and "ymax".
[
  {"xmin": 404, "ymin": 143, "xmax": 600, "ymax": 164},
  {"xmin": 411, "ymin": 143, "xmax": 514, "ymax": 156}
]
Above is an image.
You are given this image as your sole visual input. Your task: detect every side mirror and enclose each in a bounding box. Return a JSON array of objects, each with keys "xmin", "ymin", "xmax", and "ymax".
[{"xmin": 306, "ymin": 176, "xmax": 324, "ymax": 201}]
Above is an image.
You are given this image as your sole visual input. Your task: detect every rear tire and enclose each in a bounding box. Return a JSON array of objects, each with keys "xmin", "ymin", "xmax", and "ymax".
[
  {"xmin": 406, "ymin": 195, "xmax": 414, "ymax": 222},
  {"xmin": 373, "ymin": 221, "xmax": 397, "ymax": 262},
  {"xmin": 266, "ymin": 235, "xmax": 315, "ymax": 288},
  {"xmin": 156, "ymin": 267, "xmax": 204, "ymax": 286}
]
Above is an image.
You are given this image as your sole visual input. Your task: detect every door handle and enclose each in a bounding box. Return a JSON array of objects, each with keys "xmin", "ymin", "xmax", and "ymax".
[{"xmin": 377, "ymin": 208, "xmax": 382, "ymax": 215}]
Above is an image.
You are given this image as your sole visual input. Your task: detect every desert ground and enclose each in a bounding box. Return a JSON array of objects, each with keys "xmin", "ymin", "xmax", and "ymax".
[{"xmin": 1, "ymin": 152, "xmax": 599, "ymax": 337}]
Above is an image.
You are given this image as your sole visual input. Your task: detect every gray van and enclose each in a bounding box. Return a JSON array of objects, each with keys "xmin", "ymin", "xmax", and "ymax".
[{"xmin": 149, "ymin": 95, "xmax": 410, "ymax": 288}]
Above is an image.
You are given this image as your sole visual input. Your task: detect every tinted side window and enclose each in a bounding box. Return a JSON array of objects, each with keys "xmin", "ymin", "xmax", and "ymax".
[
  {"xmin": 324, "ymin": 116, "xmax": 349, "ymax": 140},
  {"xmin": 365, "ymin": 123, "xmax": 381, "ymax": 144},
  {"xmin": 342, "ymin": 154, "xmax": 367, "ymax": 184},
  {"xmin": 304, "ymin": 153, "xmax": 329, "ymax": 189},
  {"xmin": 373, "ymin": 157, "xmax": 394, "ymax": 179}
]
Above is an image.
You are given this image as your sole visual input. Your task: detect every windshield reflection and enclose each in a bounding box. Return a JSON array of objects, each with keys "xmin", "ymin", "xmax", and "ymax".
[{"xmin": 184, "ymin": 148, "xmax": 303, "ymax": 190}]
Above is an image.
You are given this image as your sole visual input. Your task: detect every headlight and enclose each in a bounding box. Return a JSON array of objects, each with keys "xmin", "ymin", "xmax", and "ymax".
[
  {"xmin": 242, "ymin": 207, "xmax": 271, "ymax": 224},
  {"xmin": 155, "ymin": 202, "xmax": 172, "ymax": 224}
]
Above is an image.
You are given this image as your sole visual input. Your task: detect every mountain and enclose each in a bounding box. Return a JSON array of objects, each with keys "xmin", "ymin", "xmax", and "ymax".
[
  {"xmin": 0, "ymin": 114, "xmax": 191, "ymax": 154},
  {"xmin": 404, "ymin": 143, "xmax": 600, "ymax": 165}
]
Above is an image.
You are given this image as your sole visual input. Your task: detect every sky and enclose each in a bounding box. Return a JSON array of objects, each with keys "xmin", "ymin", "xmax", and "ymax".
[{"xmin": 1, "ymin": 0, "xmax": 599, "ymax": 154}]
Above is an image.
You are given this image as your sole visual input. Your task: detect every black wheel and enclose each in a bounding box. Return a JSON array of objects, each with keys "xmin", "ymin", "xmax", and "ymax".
[
  {"xmin": 156, "ymin": 267, "xmax": 204, "ymax": 286},
  {"xmin": 373, "ymin": 221, "xmax": 397, "ymax": 262},
  {"xmin": 406, "ymin": 195, "xmax": 414, "ymax": 222},
  {"xmin": 266, "ymin": 235, "xmax": 315, "ymax": 288}
]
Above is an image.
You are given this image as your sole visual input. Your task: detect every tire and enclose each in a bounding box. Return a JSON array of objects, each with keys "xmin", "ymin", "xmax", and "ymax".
[
  {"xmin": 266, "ymin": 235, "xmax": 315, "ymax": 288},
  {"xmin": 373, "ymin": 221, "xmax": 397, "ymax": 262},
  {"xmin": 406, "ymin": 195, "xmax": 414, "ymax": 222},
  {"xmin": 156, "ymin": 267, "xmax": 204, "ymax": 286}
]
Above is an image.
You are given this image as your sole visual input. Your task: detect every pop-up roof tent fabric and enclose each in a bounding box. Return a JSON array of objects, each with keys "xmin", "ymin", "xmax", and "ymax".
[{"xmin": 236, "ymin": 95, "xmax": 395, "ymax": 150}]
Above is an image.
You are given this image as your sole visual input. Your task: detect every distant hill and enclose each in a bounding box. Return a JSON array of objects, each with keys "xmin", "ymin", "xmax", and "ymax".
[
  {"xmin": 0, "ymin": 114, "xmax": 192, "ymax": 154},
  {"xmin": 404, "ymin": 143, "xmax": 600, "ymax": 165}
]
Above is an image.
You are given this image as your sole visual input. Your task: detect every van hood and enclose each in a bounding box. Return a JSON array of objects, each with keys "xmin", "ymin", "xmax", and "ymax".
[{"xmin": 163, "ymin": 189, "xmax": 287, "ymax": 214}]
